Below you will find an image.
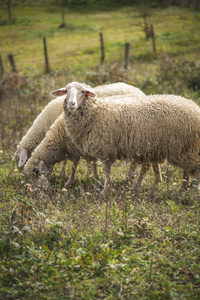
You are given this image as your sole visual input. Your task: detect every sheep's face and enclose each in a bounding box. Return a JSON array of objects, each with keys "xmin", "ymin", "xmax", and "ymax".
[
  {"xmin": 13, "ymin": 146, "xmax": 29, "ymax": 173},
  {"xmin": 24, "ymin": 158, "xmax": 52, "ymax": 190},
  {"xmin": 24, "ymin": 158, "xmax": 52, "ymax": 178},
  {"xmin": 51, "ymin": 82, "xmax": 96, "ymax": 113}
]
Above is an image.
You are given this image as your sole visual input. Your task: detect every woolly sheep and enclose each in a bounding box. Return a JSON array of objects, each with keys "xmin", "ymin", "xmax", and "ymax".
[
  {"xmin": 14, "ymin": 82, "xmax": 144, "ymax": 174},
  {"xmin": 53, "ymin": 82, "xmax": 200, "ymax": 194},
  {"xmin": 13, "ymin": 96, "xmax": 65, "ymax": 172},
  {"xmin": 23, "ymin": 112, "xmax": 99, "ymax": 189},
  {"xmin": 15, "ymin": 82, "xmax": 161, "ymax": 186}
]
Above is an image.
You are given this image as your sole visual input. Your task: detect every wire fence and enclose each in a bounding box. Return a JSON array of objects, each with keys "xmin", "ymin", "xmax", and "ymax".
[{"xmin": 0, "ymin": 27, "xmax": 157, "ymax": 77}]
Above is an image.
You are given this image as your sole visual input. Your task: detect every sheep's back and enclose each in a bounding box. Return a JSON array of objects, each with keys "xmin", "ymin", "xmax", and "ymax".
[
  {"xmin": 94, "ymin": 82, "xmax": 145, "ymax": 98},
  {"xmin": 19, "ymin": 96, "xmax": 65, "ymax": 152}
]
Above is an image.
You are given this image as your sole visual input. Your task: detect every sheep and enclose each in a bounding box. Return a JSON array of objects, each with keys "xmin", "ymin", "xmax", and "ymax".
[
  {"xmin": 23, "ymin": 112, "xmax": 99, "ymax": 189},
  {"xmin": 52, "ymin": 81, "xmax": 200, "ymax": 194},
  {"xmin": 95, "ymin": 83, "xmax": 163, "ymax": 186},
  {"xmin": 23, "ymin": 113, "xmax": 161, "ymax": 191},
  {"xmin": 14, "ymin": 82, "xmax": 144, "ymax": 175},
  {"xmin": 15, "ymin": 82, "xmax": 160, "ymax": 186},
  {"xmin": 13, "ymin": 96, "xmax": 65, "ymax": 172},
  {"xmin": 22, "ymin": 81, "xmax": 145, "ymax": 188}
]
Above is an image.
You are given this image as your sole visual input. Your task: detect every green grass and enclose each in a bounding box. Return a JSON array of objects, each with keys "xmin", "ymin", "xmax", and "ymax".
[
  {"xmin": 1, "ymin": 159, "xmax": 200, "ymax": 299},
  {"xmin": 1, "ymin": 4, "xmax": 200, "ymax": 299},
  {"xmin": 0, "ymin": 5, "xmax": 200, "ymax": 77}
]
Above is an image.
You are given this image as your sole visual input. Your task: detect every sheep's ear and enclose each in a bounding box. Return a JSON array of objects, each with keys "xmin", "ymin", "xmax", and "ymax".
[
  {"xmin": 51, "ymin": 88, "xmax": 66, "ymax": 97},
  {"xmin": 18, "ymin": 148, "xmax": 28, "ymax": 168},
  {"xmin": 85, "ymin": 89, "xmax": 97, "ymax": 98},
  {"xmin": 39, "ymin": 160, "xmax": 48, "ymax": 174}
]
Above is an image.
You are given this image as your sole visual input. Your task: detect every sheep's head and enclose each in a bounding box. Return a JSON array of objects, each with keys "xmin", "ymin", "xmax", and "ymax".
[
  {"xmin": 24, "ymin": 157, "xmax": 51, "ymax": 176},
  {"xmin": 51, "ymin": 82, "xmax": 97, "ymax": 112},
  {"xmin": 13, "ymin": 145, "xmax": 29, "ymax": 173},
  {"xmin": 24, "ymin": 157, "xmax": 52, "ymax": 190}
]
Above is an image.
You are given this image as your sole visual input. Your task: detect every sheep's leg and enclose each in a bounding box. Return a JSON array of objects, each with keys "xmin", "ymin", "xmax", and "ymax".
[
  {"xmin": 152, "ymin": 162, "xmax": 162, "ymax": 185},
  {"xmin": 126, "ymin": 160, "xmax": 139, "ymax": 180},
  {"xmin": 86, "ymin": 162, "xmax": 92, "ymax": 177},
  {"xmin": 178, "ymin": 170, "xmax": 195, "ymax": 194},
  {"xmin": 59, "ymin": 159, "xmax": 67, "ymax": 178},
  {"xmin": 189, "ymin": 169, "xmax": 200, "ymax": 192},
  {"xmin": 91, "ymin": 161, "xmax": 100, "ymax": 188},
  {"xmin": 64, "ymin": 160, "xmax": 79, "ymax": 188},
  {"xmin": 101, "ymin": 161, "xmax": 112, "ymax": 195},
  {"xmin": 86, "ymin": 161, "xmax": 99, "ymax": 179},
  {"xmin": 179, "ymin": 170, "xmax": 190, "ymax": 192},
  {"xmin": 134, "ymin": 163, "xmax": 151, "ymax": 189}
]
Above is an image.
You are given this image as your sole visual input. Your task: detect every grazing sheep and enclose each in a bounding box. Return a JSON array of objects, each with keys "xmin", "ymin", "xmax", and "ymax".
[
  {"xmin": 52, "ymin": 82, "xmax": 200, "ymax": 194},
  {"xmin": 15, "ymin": 82, "xmax": 160, "ymax": 187},
  {"xmin": 14, "ymin": 82, "xmax": 145, "ymax": 175},
  {"xmin": 23, "ymin": 112, "xmax": 99, "ymax": 189},
  {"xmin": 13, "ymin": 96, "xmax": 65, "ymax": 171},
  {"xmin": 23, "ymin": 113, "xmax": 161, "ymax": 190}
]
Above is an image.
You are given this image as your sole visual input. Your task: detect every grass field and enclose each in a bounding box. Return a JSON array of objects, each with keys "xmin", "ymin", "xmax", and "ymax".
[
  {"xmin": 0, "ymin": 5, "xmax": 200, "ymax": 79},
  {"xmin": 1, "ymin": 4, "xmax": 200, "ymax": 299}
]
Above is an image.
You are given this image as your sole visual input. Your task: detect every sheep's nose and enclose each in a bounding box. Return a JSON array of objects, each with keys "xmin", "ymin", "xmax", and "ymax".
[{"xmin": 68, "ymin": 102, "xmax": 76, "ymax": 109}]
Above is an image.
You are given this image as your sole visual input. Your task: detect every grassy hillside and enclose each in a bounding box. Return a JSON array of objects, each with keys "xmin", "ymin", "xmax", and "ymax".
[
  {"xmin": 0, "ymin": 5, "xmax": 200, "ymax": 80},
  {"xmin": 0, "ymin": 4, "xmax": 200, "ymax": 299}
]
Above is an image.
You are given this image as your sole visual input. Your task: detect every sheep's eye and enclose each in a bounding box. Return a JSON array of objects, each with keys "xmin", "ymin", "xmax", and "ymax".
[{"xmin": 82, "ymin": 90, "xmax": 85, "ymax": 93}]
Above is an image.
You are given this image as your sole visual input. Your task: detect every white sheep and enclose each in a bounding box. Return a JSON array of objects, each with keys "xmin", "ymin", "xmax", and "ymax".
[
  {"xmin": 15, "ymin": 82, "xmax": 162, "ymax": 186},
  {"xmin": 13, "ymin": 96, "xmax": 65, "ymax": 172},
  {"xmin": 23, "ymin": 115, "xmax": 161, "ymax": 190},
  {"xmin": 14, "ymin": 82, "xmax": 144, "ymax": 174},
  {"xmin": 23, "ymin": 112, "xmax": 99, "ymax": 189},
  {"xmin": 52, "ymin": 82, "xmax": 200, "ymax": 194}
]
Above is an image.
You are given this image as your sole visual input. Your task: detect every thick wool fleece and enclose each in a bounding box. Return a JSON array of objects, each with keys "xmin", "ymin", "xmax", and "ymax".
[
  {"xmin": 14, "ymin": 96, "xmax": 65, "ymax": 160},
  {"xmin": 64, "ymin": 93, "xmax": 200, "ymax": 173},
  {"xmin": 94, "ymin": 82, "xmax": 145, "ymax": 98},
  {"xmin": 24, "ymin": 112, "xmax": 81, "ymax": 176},
  {"xmin": 15, "ymin": 83, "xmax": 144, "ymax": 164}
]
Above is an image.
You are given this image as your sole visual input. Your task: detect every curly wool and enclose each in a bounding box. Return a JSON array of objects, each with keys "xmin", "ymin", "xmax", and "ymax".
[
  {"xmin": 23, "ymin": 112, "xmax": 81, "ymax": 177},
  {"xmin": 14, "ymin": 96, "xmax": 65, "ymax": 167},
  {"xmin": 14, "ymin": 83, "xmax": 145, "ymax": 170},
  {"xmin": 94, "ymin": 82, "xmax": 145, "ymax": 98},
  {"xmin": 64, "ymin": 90, "xmax": 200, "ymax": 174}
]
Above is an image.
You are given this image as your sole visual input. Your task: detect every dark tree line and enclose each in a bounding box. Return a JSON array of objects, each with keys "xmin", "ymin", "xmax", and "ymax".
[
  {"xmin": 0, "ymin": 0, "xmax": 199, "ymax": 25},
  {"xmin": 58, "ymin": 0, "xmax": 200, "ymax": 9}
]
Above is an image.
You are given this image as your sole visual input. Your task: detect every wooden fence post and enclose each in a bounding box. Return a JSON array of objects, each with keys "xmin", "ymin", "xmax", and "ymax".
[
  {"xmin": 0, "ymin": 55, "xmax": 4, "ymax": 77},
  {"xmin": 124, "ymin": 42, "xmax": 130, "ymax": 70},
  {"xmin": 43, "ymin": 37, "xmax": 50, "ymax": 73},
  {"xmin": 151, "ymin": 25, "xmax": 156, "ymax": 53},
  {"xmin": 99, "ymin": 32, "xmax": 105, "ymax": 64},
  {"xmin": 59, "ymin": 8, "xmax": 66, "ymax": 28},
  {"xmin": 7, "ymin": 53, "xmax": 17, "ymax": 72}
]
